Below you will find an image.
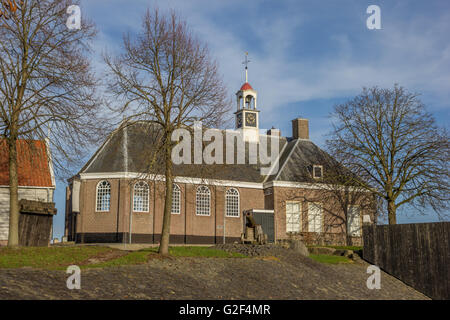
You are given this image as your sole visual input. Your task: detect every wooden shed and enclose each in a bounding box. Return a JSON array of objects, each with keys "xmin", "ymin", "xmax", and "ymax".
[{"xmin": 19, "ymin": 199, "xmax": 57, "ymax": 246}]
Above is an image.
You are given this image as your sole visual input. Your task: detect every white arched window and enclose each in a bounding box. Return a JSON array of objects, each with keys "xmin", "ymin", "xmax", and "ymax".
[
  {"xmin": 133, "ymin": 181, "xmax": 149, "ymax": 212},
  {"xmin": 225, "ymin": 188, "xmax": 240, "ymax": 217},
  {"xmin": 96, "ymin": 180, "xmax": 111, "ymax": 212},
  {"xmin": 171, "ymin": 184, "xmax": 181, "ymax": 214},
  {"xmin": 196, "ymin": 186, "xmax": 210, "ymax": 216}
]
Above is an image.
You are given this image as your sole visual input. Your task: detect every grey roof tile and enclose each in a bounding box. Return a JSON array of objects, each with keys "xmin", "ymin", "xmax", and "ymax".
[{"xmin": 80, "ymin": 121, "xmax": 352, "ymax": 184}]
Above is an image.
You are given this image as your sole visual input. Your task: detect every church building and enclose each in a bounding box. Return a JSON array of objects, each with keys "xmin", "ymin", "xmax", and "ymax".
[{"xmin": 65, "ymin": 62, "xmax": 374, "ymax": 246}]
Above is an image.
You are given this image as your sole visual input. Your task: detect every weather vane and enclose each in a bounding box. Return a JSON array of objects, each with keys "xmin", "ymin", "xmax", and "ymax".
[{"xmin": 242, "ymin": 52, "xmax": 251, "ymax": 83}]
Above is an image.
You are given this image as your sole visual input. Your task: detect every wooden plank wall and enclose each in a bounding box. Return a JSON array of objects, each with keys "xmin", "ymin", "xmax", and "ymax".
[
  {"xmin": 19, "ymin": 213, "xmax": 53, "ymax": 246},
  {"xmin": 363, "ymin": 222, "xmax": 450, "ymax": 300}
]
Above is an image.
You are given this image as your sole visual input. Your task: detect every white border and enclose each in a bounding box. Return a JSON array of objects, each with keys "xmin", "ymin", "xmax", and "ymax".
[
  {"xmin": 225, "ymin": 187, "xmax": 240, "ymax": 218},
  {"xmin": 79, "ymin": 172, "xmax": 371, "ymax": 193},
  {"xmin": 133, "ymin": 181, "xmax": 150, "ymax": 213},
  {"xmin": 95, "ymin": 180, "xmax": 111, "ymax": 212},
  {"xmin": 171, "ymin": 183, "xmax": 181, "ymax": 215},
  {"xmin": 195, "ymin": 185, "xmax": 211, "ymax": 216}
]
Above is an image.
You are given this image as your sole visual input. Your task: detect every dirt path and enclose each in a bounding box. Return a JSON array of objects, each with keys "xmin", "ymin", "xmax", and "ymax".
[{"xmin": 0, "ymin": 248, "xmax": 428, "ymax": 300}]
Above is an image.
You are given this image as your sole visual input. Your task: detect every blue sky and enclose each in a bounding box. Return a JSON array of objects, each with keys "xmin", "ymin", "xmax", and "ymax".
[{"xmin": 51, "ymin": 0, "xmax": 450, "ymax": 239}]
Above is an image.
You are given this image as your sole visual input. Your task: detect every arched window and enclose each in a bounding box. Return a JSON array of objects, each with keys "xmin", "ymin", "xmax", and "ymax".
[
  {"xmin": 133, "ymin": 181, "xmax": 149, "ymax": 212},
  {"xmin": 225, "ymin": 188, "xmax": 240, "ymax": 217},
  {"xmin": 96, "ymin": 180, "xmax": 111, "ymax": 212},
  {"xmin": 196, "ymin": 186, "xmax": 210, "ymax": 216},
  {"xmin": 171, "ymin": 184, "xmax": 181, "ymax": 214}
]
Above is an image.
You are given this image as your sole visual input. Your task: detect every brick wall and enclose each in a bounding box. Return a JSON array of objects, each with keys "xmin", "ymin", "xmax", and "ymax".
[
  {"xmin": 68, "ymin": 178, "xmax": 372, "ymax": 245},
  {"xmin": 272, "ymin": 186, "xmax": 371, "ymax": 245},
  {"xmin": 72, "ymin": 178, "xmax": 265, "ymax": 244}
]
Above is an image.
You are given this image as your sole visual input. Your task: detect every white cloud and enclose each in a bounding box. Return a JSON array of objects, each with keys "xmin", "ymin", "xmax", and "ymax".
[{"xmin": 82, "ymin": 0, "xmax": 450, "ymax": 120}]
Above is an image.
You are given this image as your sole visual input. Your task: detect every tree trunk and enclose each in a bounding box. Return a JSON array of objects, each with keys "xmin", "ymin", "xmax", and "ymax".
[
  {"xmin": 387, "ymin": 200, "xmax": 397, "ymax": 225},
  {"xmin": 7, "ymin": 137, "xmax": 20, "ymax": 247},
  {"xmin": 159, "ymin": 143, "xmax": 173, "ymax": 256},
  {"xmin": 345, "ymin": 220, "xmax": 353, "ymax": 246}
]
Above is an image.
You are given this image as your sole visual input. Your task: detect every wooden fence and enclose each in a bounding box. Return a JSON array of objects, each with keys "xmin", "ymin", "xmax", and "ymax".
[{"xmin": 363, "ymin": 222, "xmax": 450, "ymax": 300}]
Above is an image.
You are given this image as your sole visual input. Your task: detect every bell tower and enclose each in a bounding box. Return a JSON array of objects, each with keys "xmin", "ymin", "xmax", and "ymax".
[{"xmin": 235, "ymin": 52, "xmax": 260, "ymax": 142}]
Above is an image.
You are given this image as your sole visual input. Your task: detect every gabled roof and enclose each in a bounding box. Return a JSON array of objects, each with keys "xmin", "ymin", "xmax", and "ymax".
[
  {"xmin": 78, "ymin": 121, "xmax": 353, "ymax": 185},
  {"xmin": 271, "ymin": 140, "xmax": 339, "ymax": 182},
  {"xmin": 80, "ymin": 121, "xmax": 287, "ymax": 183},
  {"xmin": 0, "ymin": 139, "xmax": 54, "ymax": 188}
]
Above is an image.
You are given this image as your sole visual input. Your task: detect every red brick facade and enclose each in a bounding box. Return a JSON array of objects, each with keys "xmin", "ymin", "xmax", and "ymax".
[{"xmin": 66, "ymin": 177, "xmax": 373, "ymax": 245}]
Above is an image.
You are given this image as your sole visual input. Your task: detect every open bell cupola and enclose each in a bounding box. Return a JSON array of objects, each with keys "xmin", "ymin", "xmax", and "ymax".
[{"xmin": 235, "ymin": 52, "xmax": 260, "ymax": 142}]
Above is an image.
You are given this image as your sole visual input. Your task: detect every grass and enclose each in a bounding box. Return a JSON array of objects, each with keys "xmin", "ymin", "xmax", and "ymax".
[
  {"xmin": 170, "ymin": 246, "xmax": 245, "ymax": 258},
  {"xmin": 309, "ymin": 254, "xmax": 353, "ymax": 264},
  {"xmin": 0, "ymin": 246, "xmax": 114, "ymax": 270},
  {"xmin": 0, "ymin": 245, "xmax": 245, "ymax": 270},
  {"xmin": 87, "ymin": 250, "xmax": 154, "ymax": 269},
  {"xmin": 307, "ymin": 245, "xmax": 363, "ymax": 251},
  {"xmin": 138, "ymin": 246, "xmax": 245, "ymax": 258}
]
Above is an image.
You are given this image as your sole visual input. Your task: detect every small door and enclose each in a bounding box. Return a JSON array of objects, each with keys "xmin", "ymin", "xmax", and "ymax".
[{"xmin": 253, "ymin": 211, "xmax": 275, "ymax": 243}]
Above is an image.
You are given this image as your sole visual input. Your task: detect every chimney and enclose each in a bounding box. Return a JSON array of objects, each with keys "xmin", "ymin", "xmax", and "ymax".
[
  {"xmin": 267, "ymin": 127, "xmax": 280, "ymax": 137},
  {"xmin": 292, "ymin": 118, "xmax": 309, "ymax": 140}
]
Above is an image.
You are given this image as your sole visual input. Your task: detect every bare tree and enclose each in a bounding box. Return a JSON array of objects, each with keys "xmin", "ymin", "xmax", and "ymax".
[
  {"xmin": 104, "ymin": 8, "xmax": 230, "ymax": 255},
  {"xmin": 281, "ymin": 162, "xmax": 377, "ymax": 246},
  {"xmin": 327, "ymin": 85, "xmax": 449, "ymax": 224},
  {"xmin": 307, "ymin": 170, "xmax": 377, "ymax": 246},
  {"xmin": 0, "ymin": 0, "xmax": 18, "ymax": 19},
  {"xmin": 0, "ymin": 0, "xmax": 103, "ymax": 246}
]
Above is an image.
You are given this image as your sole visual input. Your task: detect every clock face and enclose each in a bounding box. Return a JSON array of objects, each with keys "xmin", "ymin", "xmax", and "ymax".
[
  {"xmin": 236, "ymin": 113, "xmax": 242, "ymax": 128},
  {"xmin": 245, "ymin": 112, "xmax": 257, "ymax": 127}
]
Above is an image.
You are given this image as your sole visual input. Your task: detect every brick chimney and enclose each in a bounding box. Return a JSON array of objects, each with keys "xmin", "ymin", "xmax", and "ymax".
[
  {"xmin": 292, "ymin": 118, "xmax": 309, "ymax": 140},
  {"xmin": 267, "ymin": 127, "xmax": 280, "ymax": 137}
]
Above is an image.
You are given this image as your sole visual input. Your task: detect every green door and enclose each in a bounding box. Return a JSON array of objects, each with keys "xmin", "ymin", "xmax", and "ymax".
[{"xmin": 252, "ymin": 212, "xmax": 275, "ymax": 243}]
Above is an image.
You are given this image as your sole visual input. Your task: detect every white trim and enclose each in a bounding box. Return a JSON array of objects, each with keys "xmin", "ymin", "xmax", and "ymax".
[
  {"xmin": 133, "ymin": 181, "xmax": 149, "ymax": 213},
  {"xmin": 312, "ymin": 164, "xmax": 323, "ymax": 179},
  {"xmin": 347, "ymin": 205, "xmax": 361, "ymax": 237},
  {"xmin": 195, "ymin": 185, "xmax": 211, "ymax": 216},
  {"xmin": 263, "ymin": 180, "xmax": 371, "ymax": 192},
  {"xmin": 308, "ymin": 202, "xmax": 323, "ymax": 233},
  {"xmin": 95, "ymin": 180, "xmax": 111, "ymax": 212},
  {"xmin": 274, "ymin": 139, "xmax": 300, "ymax": 181},
  {"xmin": 171, "ymin": 183, "xmax": 181, "ymax": 215},
  {"xmin": 79, "ymin": 172, "xmax": 372, "ymax": 193},
  {"xmin": 225, "ymin": 187, "xmax": 240, "ymax": 218},
  {"xmin": 44, "ymin": 138, "xmax": 56, "ymax": 187},
  {"xmin": 0, "ymin": 185, "xmax": 55, "ymax": 190},
  {"xmin": 286, "ymin": 201, "xmax": 301, "ymax": 233},
  {"xmin": 245, "ymin": 209, "xmax": 275, "ymax": 214},
  {"xmin": 79, "ymin": 172, "xmax": 264, "ymax": 189},
  {"xmin": 263, "ymin": 138, "xmax": 288, "ymax": 183}
]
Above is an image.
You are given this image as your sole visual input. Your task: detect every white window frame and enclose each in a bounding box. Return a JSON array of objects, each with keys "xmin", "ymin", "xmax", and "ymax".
[
  {"xmin": 286, "ymin": 201, "xmax": 301, "ymax": 233},
  {"xmin": 171, "ymin": 184, "xmax": 181, "ymax": 214},
  {"xmin": 308, "ymin": 202, "xmax": 323, "ymax": 233},
  {"xmin": 347, "ymin": 205, "xmax": 361, "ymax": 236},
  {"xmin": 196, "ymin": 186, "xmax": 211, "ymax": 216},
  {"xmin": 96, "ymin": 180, "xmax": 111, "ymax": 212},
  {"xmin": 225, "ymin": 188, "xmax": 240, "ymax": 218},
  {"xmin": 313, "ymin": 165, "xmax": 323, "ymax": 179},
  {"xmin": 133, "ymin": 181, "xmax": 149, "ymax": 213}
]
